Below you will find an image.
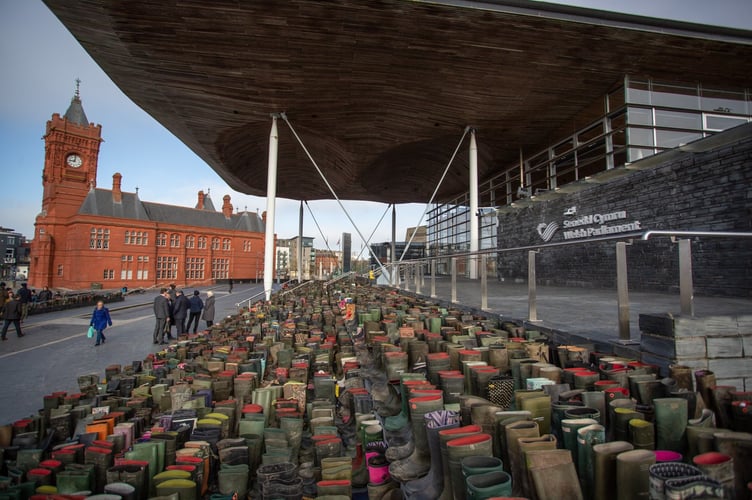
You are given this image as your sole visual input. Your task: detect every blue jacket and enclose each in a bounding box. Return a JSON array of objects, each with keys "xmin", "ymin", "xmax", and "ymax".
[
  {"xmin": 90, "ymin": 307, "xmax": 112, "ymax": 331},
  {"xmin": 189, "ymin": 295, "xmax": 204, "ymax": 313}
]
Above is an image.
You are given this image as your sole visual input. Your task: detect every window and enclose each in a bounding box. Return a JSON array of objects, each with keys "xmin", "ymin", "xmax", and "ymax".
[
  {"xmin": 222, "ymin": 238, "xmax": 231, "ymax": 251},
  {"xmin": 120, "ymin": 269, "xmax": 133, "ymax": 280},
  {"xmin": 186, "ymin": 235, "xmax": 195, "ymax": 249},
  {"xmin": 170, "ymin": 234, "xmax": 180, "ymax": 248},
  {"xmin": 157, "ymin": 232, "xmax": 167, "ymax": 247},
  {"xmin": 156, "ymin": 256, "xmax": 178, "ymax": 280},
  {"xmin": 186, "ymin": 257, "xmax": 205, "ymax": 280},
  {"xmin": 211, "ymin": 258, "xmax": 229, "ymax": 279},
  {"xmin": 198, "ymin": 236, "xmax": 207, "ymax": 249},
  {"xmin": 211, "ymin": 237, "xmax": 220, "ymax": 250},
  {"xmin": 704, "ymin": 114, "xmax": 748, "ymax": 132},
  {"xmin": 103, "ymin": 269, "xmax": 114, "ymax": 280},
  {"xmin": 125, "ymin": 231, "xmax": 148, "ymax": 245},
  {"xmin": 243, "ymin": 240, "xmax": 252, "ymax": 252},
  {"xmin": 89, "ymin": 228, "xmax": 110, "ymax": 250},
  {"xmin": 57, "ymin": 264, "xmax": 63, "ymax": 277}
]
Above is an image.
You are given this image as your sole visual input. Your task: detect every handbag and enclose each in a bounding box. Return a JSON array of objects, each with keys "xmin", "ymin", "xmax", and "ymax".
[{"xmin": 87, "ymin": 326, "xmax": 96, "ymax": 338}]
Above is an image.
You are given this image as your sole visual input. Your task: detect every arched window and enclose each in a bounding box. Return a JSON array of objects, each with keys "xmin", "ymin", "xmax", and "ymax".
[
  {"xmin": 186, "ymin": 235, "xmax": 195, "ymax": 249},
  {"xmin": 211, "ymin": 237, "xmax": 220, "ymax": 250},
  {"xmin": 222, "ymin": 238, "xmax": 231, "ymax": 251},
  {"xmin": 156, "ymin": 232, "xmax": 167, "ymax": 247}
]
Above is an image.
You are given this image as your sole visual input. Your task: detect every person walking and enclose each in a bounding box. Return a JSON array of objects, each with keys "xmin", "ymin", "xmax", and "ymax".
[
  {"xmin": 187, "ymin": 290, "xmax": 204, "ymax": 333},
  {"xmin": 202, "ymin": 291, "xmax": 216, "ymax": 328},
  {"xmin": 228, "ymin": 278, "xmax": 233, "ymax": 294},
  {"xmin": 172, "ymin": 289, "xmax": 190, "ymax": 336},
  {"xmin": 1, "ymin": 293, "xmax": 24, "ymax": 340},
  {"xmin": 89, "ymin": 300, "xmax": 112, "ymax": 346},
  {"xmin": 153, "ymin": 288, "xmax": 170, "ymax": 345},
  {"xmin": 17, "ymin": 283, "xmax": 32, "ymax": 322}
]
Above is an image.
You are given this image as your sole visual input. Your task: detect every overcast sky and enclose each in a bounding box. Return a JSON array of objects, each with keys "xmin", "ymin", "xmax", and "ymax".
[{"xmin": 1, "ymin": 0, "xmax": 750, "ymax": 250}]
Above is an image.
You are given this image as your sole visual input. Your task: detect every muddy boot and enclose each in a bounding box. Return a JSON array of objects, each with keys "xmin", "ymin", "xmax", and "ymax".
[
  {"xmin": 438, "ymin": 425, "xmax": 482, "ymax": 500},
  {"xmin": 616, "ymin": 449, "xmax": 655, "ymax": 500},
  {"xmin": 505, "ymin": 420, "xmax": 540, "ymax": 496},
  {"xmin": 367, "ymin": 478, "xmax": 401, "ymax": 500},
  {"xmin": 447, "ymin": 433, "xmax": 494, "ymax": 500},
  {"xmin": 470, "ymin": 404, "xmax": 503, "ymax": 458},
  {"xmin": 526, "ymin": 449, "xmax": 583, "ymax": 500},
  {"xmin": 383, "ymin": 419, "xmax": 414, "ymax": 462},
  {"xmin": 402, "ymin": 410, "xmax": 460, "ymax": 499},
  {"xmin": 669, "ymin": 364, "xmax": 693, "ymax": 392},
  {"xmin": 592, "ymin": 441, "xmax": 633, "ymax": 500},
  {"xmin": 497, "ymin": 412, "xmax": 532, "ymax": 474},
  {"xmin": 713, "ymin": 430, "xmax": 752, "ymax": 499},
  {"xmin": 460, "ymin": 456, "xmax": 504, "ymax": 479},
  {"xmin": 692, "ymin": 451, "xmax": 735, "ymax": 499},
  {"xmin": 517, "ymin": 434, "xmax": 557, "ymax": 499},
  {"xmin": 316, "ymin": 479, "xmax": 352, "ymax": 497},
  {"xmin": 709, "ymin": 385, "xmax": 735, "ymax": 431},
  {"xmin": 694, "ymin": 370, "xmax": 716, "ymax": 410},
  {"xmin": 628, "ymin": 418, "xmax": 655, "ymax": 450},
  {"xmin": 560, "ymin": 418, "xmax": 597, "ymax": 468},
  {"xmin": 388, "ymin": 394, "xmax": 444, "ymax": 482}
]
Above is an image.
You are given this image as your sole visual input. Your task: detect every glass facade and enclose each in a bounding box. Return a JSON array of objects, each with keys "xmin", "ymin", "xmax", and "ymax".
[{"xmin": 427, "ymin": 76, "xmax": 751, "ymax": 272}]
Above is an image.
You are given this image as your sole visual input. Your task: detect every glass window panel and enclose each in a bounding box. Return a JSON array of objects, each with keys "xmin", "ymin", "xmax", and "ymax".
[
  {"xmin": 628, "ymin": 107, "xmax": 653, "ymax": 126},
  {"xmin": 654, "ymin": 109, "xmax": 701, "ymax": 130},
  {"xmin": 656, "ymin": 130, "xmax": 702, "ymax": 148},
  {"xmin": 608, "ymin": 86, "xmax": 625, "ymax": 111},
  {"xmin": 627, "ymin": 127, "xmax": 655, "ymax": 147},
  {"xmin": 705, "ymin": 114, "xmax": 748, "ymax": 131},
  {"xmin": 651, "ymin": 83, "xmax": 699, "ymax": 110},
  {"xmin": 701, "ymin": 89, "xmax": 747, "ymax": 114},
  {"xmin": 626, "ymin": 80, "xmax": 650, "ymax": 105}
]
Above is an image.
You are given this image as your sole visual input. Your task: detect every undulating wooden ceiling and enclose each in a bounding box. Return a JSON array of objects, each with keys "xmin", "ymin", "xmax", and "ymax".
[{"xmin": 42, "ymin": 0, "xmax": 752, "ymax": 204}]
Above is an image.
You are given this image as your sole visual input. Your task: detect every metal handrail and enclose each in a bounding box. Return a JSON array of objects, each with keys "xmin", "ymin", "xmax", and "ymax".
[
  {"xmin": 324, "ymin": 271, "xmax": 356, "ymax": 287},
  {"xmin": 279, "ymin": 280, "xmax": 315, "ymax": 297},
  {"xmin": 235, "ymin": 289, "xmax": 273, "ymax": 309},
  {"xmin": 642, "ymin": 230, "xmax": 752, "ymax": 240}
]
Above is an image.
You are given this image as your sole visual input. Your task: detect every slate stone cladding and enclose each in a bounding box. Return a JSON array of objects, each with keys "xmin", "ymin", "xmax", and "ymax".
[{"xmin": 496, "ymin": 130, "xmax": 752, "ymax": 297}]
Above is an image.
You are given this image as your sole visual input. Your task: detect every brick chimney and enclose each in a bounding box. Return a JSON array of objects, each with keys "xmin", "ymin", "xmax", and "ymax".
[
  {"xmin": 197, "ymin": 190, "xmax": 205, "ymax": 210},
  {"xmin": 112, "ymin": 173, "xmax": 122, "ymax": 203},
  {"xmin": 222, "ymin": 195, "xmax": 233, "ymax": 218}
]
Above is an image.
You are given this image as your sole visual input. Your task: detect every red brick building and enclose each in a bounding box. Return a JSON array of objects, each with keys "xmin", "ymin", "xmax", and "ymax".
[{"xmin": 29, "ymin": 88, "xmax": 270, "ymax": 290}]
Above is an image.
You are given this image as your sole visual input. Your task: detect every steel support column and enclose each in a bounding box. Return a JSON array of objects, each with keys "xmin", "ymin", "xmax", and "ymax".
[
  {"xmin": 430, "ymin": 258, "xmax": 436, "ymax": 298},
  {"xmin": 469, "ymin": 129, "xmax": 479, "ymax": 279},
  {"xmin": 263, "ymin": 115, "xmax": 279, "ymax": 301},
  {"xmin": 451, "ymin": 257, "xmax": 457, "ymax": 303},
  {"xmin": 528, "ymin": 250, "xmax": 538, "ymax": 322},
  {"xmin": 481, "ymin": 253, "xmax": 488, "ymax": 310},
  {"xmin": 616, "ymin": 241, "xmax": 630, "ymax": 340},
  {"xmin": 298, "ymin": 200, "xmax": 304, "ymax": 281},
  {"xmin": 679, "ymin": 239, "xmax": 695, "ymax": 317},
  {"xmin": 391, "ymin": 204, "xmax": 397, "ymax": 287}
]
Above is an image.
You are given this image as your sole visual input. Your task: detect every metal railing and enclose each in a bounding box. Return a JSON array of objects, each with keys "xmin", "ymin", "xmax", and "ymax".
[
  {"xmin": 235, "ymin": 289, "xmax": 273, "ymax": 310},
  {"xmin": 383, "ymin": 229, "xmax": 752, "ymax": 340},
  {"xmin": 324, "ymin": 271, "xmax": 357, "ymax": 288}
]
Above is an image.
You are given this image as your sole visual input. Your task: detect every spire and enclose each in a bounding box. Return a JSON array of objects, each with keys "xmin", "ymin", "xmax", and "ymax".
[{"xmin": 63, "ymin": 78, "xmax": 89, "ymax": 126}]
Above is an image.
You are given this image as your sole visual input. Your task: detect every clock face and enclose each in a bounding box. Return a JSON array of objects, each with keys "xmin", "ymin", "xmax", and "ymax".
[{"xmin": 66, "ymin": 154, "xmax": 83, "ymax": 168}]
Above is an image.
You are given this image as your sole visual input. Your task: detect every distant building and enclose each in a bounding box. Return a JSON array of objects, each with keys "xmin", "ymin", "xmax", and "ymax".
[
  {"xmin": 0, "ymin": 227, "xmax": 29, "ymax": 283},
  {"xmin": 277, "ymin": 236, "xmax": 314, "ymax": 281},
  {"xmin": 29, "ymin": 86, "xmax": 270, "ymax": 290}
]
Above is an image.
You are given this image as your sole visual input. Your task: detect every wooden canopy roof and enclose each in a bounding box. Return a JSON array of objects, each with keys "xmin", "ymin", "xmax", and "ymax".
[{"xmin": 42, "ymin": 0, "xmax": 752, "ymax": 204}]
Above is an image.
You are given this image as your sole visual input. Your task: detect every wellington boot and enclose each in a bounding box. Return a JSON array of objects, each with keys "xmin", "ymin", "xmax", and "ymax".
[
  {"xmin": 519, "ymin": 395, "xmax": 552, "ymax": 435},
  {"xmin": 465, "ymin": 470, "xmax": 513, "ymax": 500},
  {"xmin": 316, "ymin": 479, "xmax": 352, "ymax": 497},
  {"xmin": 693, "ymin": 369, "xmax": 716, "ymax": 410},
  {"xmin": 497, "ymin": 412, "xmax": 532, "ymax": 474},
  {"xmin": 628, "ymin": 418, "xmax": 655, "ymax": 450},
  {"xmin": 551, "ymin": 400, "xmax": 582, "ymax": 445},
  {"xmin": 156, "ymin": 478, "xmax": 197, "ymax": 500},
  {"xmin": 321, "ymin": 457, "xmax": 353, "ymax": 481},
  {"xmin": 438, "ymin": 425, "xmax": 483, "ymax": 500},
  {"xmin": 470, "ymin": 404, "xmax": 503, "ymax": 457},
  {"xmin": 367, "ymin": 478, "xmax": 401, "ymax": 500},
  {"xmin": 388, "ymin": 395, "xmax": 444, "ymax": 482},
  {"xmin": 692, "ymin": 451, "xmax": 735, "ymax": 499},
  {"xmin": 447, "ymin": 433, "xmax": 494, "ymax": 500},
  {"xmin": 460, "ymin": 456, "xmax": 505, "ymax": 479},
  {"xmin": 664, "ymin": 474, "xmax": 724, "ymax": 499},
  {"xmin": 713, "ymin": 430, "xmax": 752, "ymax": 500},
  {"xmin": 654, "ymin": 398, "xmax": 688, "ymax": 455},
  {"xmin": 615, "ymin": 449, "xmax": 655, "ymax": 500},
  {"xmin": 0, "ymin": 424, "xmax": 12, "ymax": 447},
  {"xmin": 647, "ymin": 462, "xmax": 702, "ymax": 500},
  {"xmin": 581, "ymin": 391, "xmax": 606, "ymax": 426},
  {"xmin": 560, "ymin": 418, "xmax": 597, "ymax": 466},
  {"xmin": 104, "ymin": 481, "xmax": 137, "ymax": 500},
  {"xmin": 384, "ymin": 424, "xmax": 414, "ymax": 462},
  {"xmin": 592, "ymin": 441, "xmax": 633, "ymax": 500},
  {"xmin": 217, "ymin": 463, "xmax": 249, "ymax": 498},
  {"xmin": 526, "ymin": 449, "xmax": 583, "ymax": 500},
  {"xmin": 612, "ymin": 404, "xmax": 642, "ymax": 442},
  {"xmin": 402, "ymin": 409, "xmax": 460, "ymax": 500},
  {"xmin": 487, "ymin": 375, "xmax": 515, "ymax": 410},
  {"xmin": 504, "ymin": 420, "xmax": 540, "ymax": 497},
  {"xmin": 517, "ymin": 434, "xmax": 557, "ymax": 500},
  {"xmin": 669, "ymin": 365, "xmax": 693, "ymax": 392},
  {"xmin": 576, "ymin": 423, "xmax": 605, "ymax": 500},
  {"xmin": 709, "ymin": 385, "xmax": 735, "ymax": 431}
]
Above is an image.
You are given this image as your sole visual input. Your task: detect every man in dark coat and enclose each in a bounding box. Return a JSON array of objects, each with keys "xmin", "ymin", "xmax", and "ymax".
[
  {"xmin": 152, "ymin": 288, "xmax": 170, "ymax": 345},
  {"xmin": 172, "ymin": 289, "xmax": 190, "ymax": 336},
  {"xmin": 1, "ymin": 293, "xmax": 25, "ymax": 340},
  {"xmin": 187, "ymin": 290, "xmax": 204, "ymax": 334},
  {"xmin": 17, "ymin": 283, "xmax": 32, "ymax": 322}
]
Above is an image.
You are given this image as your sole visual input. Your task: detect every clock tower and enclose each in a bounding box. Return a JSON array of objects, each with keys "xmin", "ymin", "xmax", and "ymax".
[{"xmin": 31, "ymin": 81, "xmax": 103, "ymax": 287}]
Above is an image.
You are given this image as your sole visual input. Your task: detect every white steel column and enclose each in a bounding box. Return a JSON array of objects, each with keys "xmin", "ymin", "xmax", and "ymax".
[
  {"xmin": 469, "ymin": 129, "xmax": 479, "ymax": 279},
  {"xmin": 263, "ymin": 115, "xmax": 279, "ymax": 301},
  {"xmin": 391, "ymin": 204, "xmax": 397, "ymax": 286}
]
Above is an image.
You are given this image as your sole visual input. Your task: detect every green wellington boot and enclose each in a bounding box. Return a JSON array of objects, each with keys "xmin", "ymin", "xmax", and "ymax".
[
  {"xmin": 526, "ymin": 449, "xmax": 583, "ymax": 500},
  {"xmin": 438, "ymin": 425, "xmax": 483, "ymax": 500},
  {"xmin": 388, "ymin": 394, "xmax": 444, "ymax": 482},
  {"xmin": 505, "ymin": 419, "xmax": 540, "ymax": 496},
  {"xmin": 560, "ymin": 418, "xmax": 597, "ymax": 468},
  {"xmin": 654, "ymin": 398, "xmax": 688, "ymax": 455},
  {"xmin": 615, "ymin": 449, "xmax": 655, "ymax": 500},
  {"xmin": 517, "ymin": 434, "xmax": 557, "ymax": 499},
  {"xmin": 576, "ymin": 423, "xmax": 605, "ymax": 500},
  {"xmin": 592, "ymin": 441, "xmax": 633, "ymax": 500},
  {"xmin": 465, "ymin": 470, "xmax": 513, "ymax": 500},
  {"xmin": 447, "ymin": 433, "xmax": 494, "ymax": 500},
  {"xmin": 628, "ymin": 418, "xmax": 655, "ymax": 450}
]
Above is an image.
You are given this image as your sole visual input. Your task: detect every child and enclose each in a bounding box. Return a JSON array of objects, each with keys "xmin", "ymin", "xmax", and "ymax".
[{"xmin": 90, "ymin": 300, "xmax": 113, "ymax": 346}]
